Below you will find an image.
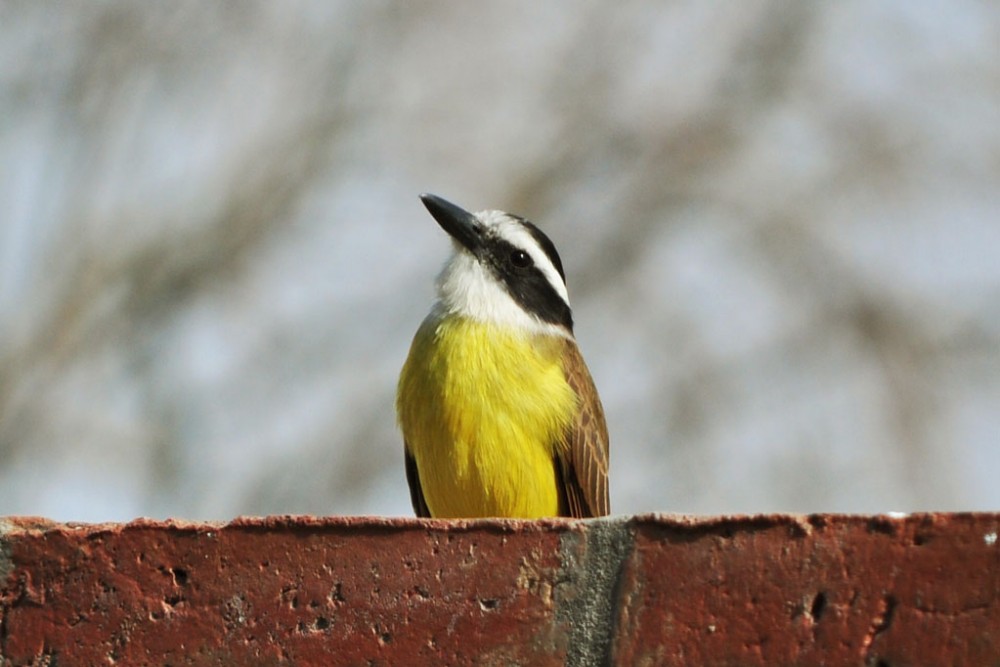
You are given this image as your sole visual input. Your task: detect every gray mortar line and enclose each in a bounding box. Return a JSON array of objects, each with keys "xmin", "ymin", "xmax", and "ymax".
[
  {"xmin": 0, "ymin": 520, "xmax": 14, "ymax": 660},
  {"xmin": 556, "ymin": 516, "xmax": 635, "ymax": 667},
  {"xmin": 0, "ymin": 520, "xmax": 13, "ymax": 583}
]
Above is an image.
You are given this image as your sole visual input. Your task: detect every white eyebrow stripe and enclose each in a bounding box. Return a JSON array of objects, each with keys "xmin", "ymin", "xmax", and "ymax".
[{"xmin": 478, "ymin": 211, "xmax": 571, "ymax": 306}]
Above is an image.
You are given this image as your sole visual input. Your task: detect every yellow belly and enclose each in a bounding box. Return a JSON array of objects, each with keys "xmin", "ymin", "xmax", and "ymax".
[{"xmin": 397, "ymin": 314, "xmax": 577, "ymax": 518}]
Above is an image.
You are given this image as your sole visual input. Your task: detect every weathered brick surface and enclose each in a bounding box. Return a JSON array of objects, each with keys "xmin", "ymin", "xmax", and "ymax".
[
  {"xmin": 1, "ymin": 514, "xmax": 999, "ymax": 666},
  {"xmin": 0, "ymin": 516, "xmax": 569, "ymax": 666},
  {"xmin": 616, "ymin": 514, "xmax": 1000, "ymax": 666}
]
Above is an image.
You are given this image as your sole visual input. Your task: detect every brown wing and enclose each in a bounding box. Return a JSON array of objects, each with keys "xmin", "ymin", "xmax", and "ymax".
[
  {"xmin": 557, "ymin": 340, "xmax": 610, "ymax": 517},
  {"xmin": 404, "ymin": 446, "xmax": 432, "ymax": 518}
]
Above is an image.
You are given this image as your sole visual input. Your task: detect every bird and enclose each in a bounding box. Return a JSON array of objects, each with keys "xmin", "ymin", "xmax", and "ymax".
[{"xmin": 396, "ymin": 193, "xmax": 609, "ymax": 518}]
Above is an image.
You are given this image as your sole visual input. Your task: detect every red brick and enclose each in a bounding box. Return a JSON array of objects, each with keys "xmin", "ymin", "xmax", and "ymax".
[
  {"xmin": 615, "ymin": 513, "xmax": 1000, "ymax": 666},
  {"xmin": 0, "ymin": 516, "xmax": 568, "ymax": 666},
  {"xmin": 2, "ymin": 514, "xmax": 999, "ymax": 666}
]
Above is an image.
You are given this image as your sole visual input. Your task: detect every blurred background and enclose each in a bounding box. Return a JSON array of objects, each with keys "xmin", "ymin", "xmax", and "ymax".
[{"xmin": 1, "ymin": 2, "xmax": 998, "ymax": 522}]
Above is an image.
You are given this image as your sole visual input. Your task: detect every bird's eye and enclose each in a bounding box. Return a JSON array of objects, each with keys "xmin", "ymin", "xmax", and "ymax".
[{"xmin": 510, "ymin": 250, "xmax": 532, "ymax": 268}]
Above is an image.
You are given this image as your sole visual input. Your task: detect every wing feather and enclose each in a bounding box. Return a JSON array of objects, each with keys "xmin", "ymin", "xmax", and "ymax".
[
  {"xmin": 557, "ymin": 340, "xmax": 610, "ymax": 517},
  {"xmin": 404, "ymin": 446, "xmax": 432, "ymax": 518}
]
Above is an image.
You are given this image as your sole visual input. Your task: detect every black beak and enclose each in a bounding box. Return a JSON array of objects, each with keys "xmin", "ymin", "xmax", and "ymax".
[{"xmin": 420, "ymin": 193, "xmax": 483, "ymax": 254}]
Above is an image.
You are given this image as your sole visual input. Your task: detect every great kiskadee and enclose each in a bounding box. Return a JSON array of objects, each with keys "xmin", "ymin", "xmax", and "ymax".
[{"xmin": 397, "ymin": 193, "xmax": 609, "ymax": 518}]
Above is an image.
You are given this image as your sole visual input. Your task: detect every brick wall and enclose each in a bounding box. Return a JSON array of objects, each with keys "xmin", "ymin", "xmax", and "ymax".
[{"xmin": 1, "ymin": 514, "xmax": 998, "ymax": 665}]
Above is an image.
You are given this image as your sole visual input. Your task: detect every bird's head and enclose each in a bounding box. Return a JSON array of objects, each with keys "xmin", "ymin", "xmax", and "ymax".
[{"xmin": 420, "ymin": 193, "xmax": 573, "ymax": 337}]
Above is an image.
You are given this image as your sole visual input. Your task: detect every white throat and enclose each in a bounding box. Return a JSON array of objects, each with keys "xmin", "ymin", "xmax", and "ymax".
[{"xmin": 435, "ymin": 248, "xmax": 571, "ymax": 338}]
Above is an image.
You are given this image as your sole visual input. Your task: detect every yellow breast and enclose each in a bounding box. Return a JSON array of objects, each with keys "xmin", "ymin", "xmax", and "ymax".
[{"xmin": 397, "ymin": 313, "xmax": 577, "ymax": 518}]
